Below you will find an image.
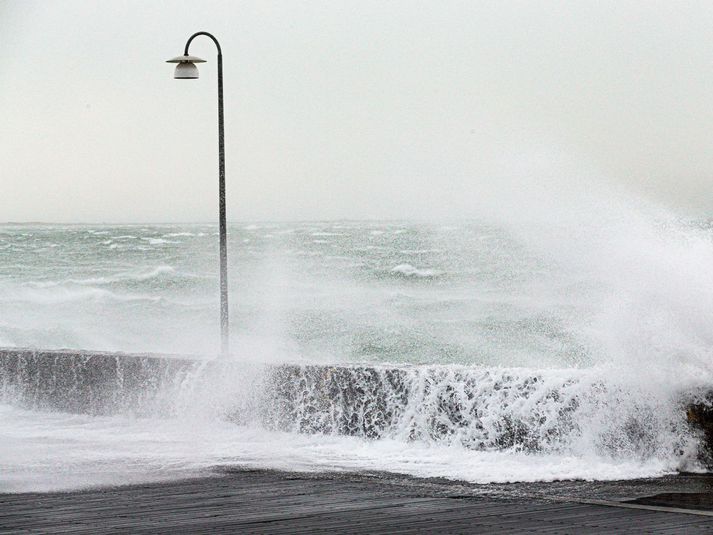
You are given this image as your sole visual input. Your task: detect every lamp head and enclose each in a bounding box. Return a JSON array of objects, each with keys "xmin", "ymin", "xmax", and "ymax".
[{"xmin": 166, "ymin": 55, "xmax": 206, "ymax": 79}]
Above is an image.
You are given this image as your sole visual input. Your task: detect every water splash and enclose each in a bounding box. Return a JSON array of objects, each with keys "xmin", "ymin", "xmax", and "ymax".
[{"xmin": 1, "ymin": 350, "xmax": 705, "ymax": 472}]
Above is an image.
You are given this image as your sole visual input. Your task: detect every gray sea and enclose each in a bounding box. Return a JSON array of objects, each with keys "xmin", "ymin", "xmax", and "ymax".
[
  {"xmin": 2, "ymin": 217, "xmax": 713, "ymax": 492},
  {"xmin": 0, "ymin": 221, "xmax": 582, "ymax": 364}
]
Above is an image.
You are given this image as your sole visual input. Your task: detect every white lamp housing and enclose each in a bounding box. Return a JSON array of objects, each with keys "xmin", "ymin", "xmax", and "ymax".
[
  {"xmin": 174, "ymin": 62, "xmax": 199, "ymax": 79},
  {"xmin": 166, "ymin": 55, "xmax": 207, "ymax": 80}
]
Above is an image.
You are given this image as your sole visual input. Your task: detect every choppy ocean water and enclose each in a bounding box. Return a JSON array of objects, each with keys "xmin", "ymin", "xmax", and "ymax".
[
  {"xmin": 0, "ymin": 221, "xmax": 572, "ymax": 364},
  {"xmin": 2, "ymin": 218, "xmax": 713, "ymax": 492}
]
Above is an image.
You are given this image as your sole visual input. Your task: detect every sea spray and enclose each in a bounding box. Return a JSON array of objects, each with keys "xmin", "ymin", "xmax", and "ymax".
[
  {"xmin": 1, "ymin": 350, "xmax": 704, "ymax": 471},
  {"xmin": 2, "ymin": 213, "xmax": 713, "ymax": 489}
]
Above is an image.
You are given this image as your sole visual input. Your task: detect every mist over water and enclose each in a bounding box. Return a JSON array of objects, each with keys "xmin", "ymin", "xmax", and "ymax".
[
  {"xmin": 2, "ymin": 176, "xmax": 713, "ymax": 492},
  {"xmin": 0, "ymin": 220, "xmax": 585, "ymax": 366}
]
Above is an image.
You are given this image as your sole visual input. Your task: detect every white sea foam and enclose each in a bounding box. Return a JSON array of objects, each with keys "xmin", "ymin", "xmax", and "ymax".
[
  {"xmin": 0, "ymin": 399, "xmax": 688, "ymax": 494},
  {"xmin": 142, "ymin": 238, "xmax": 177, "ymax": 245},
  {"xmin": 130, "ymin": 265, "xmax": 177, "ymax": 281},
  {"xmin": 391, "ymin": 263, "xmax": 444, "ymax": 278},
  {"xmin": 4, "ymin": 286, "xmax": 161, "ymax": 305},
  {"xmin": 24, "ymin": 266, "xmax": 180, "ymax": 288},
  {"xmin": 1, "ymin": 355, "xmax": 702, "ymax": 494}
]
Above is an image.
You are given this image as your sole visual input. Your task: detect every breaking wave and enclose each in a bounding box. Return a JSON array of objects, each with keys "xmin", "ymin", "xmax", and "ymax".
[
  {"xmin": 18, "ymin": 265, "xmax": 210, "ymax": 291},
  {"xmin": 0, "ymin": 351, "xmax": 706, "ymax": 474},
  {"xmin": 390, "ymin": 263, "xmax": 444, "ymax": 278}
]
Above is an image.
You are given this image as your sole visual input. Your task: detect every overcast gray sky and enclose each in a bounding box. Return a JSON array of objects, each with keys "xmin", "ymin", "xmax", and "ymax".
[{"xmin": 3, "ymin": 0, "xmax": 713, "ymax": 222}]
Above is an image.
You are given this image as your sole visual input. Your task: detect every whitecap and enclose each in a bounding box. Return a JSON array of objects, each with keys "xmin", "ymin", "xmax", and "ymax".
[
  {"xmin": 141, "ymin": 238, "xmax": 177, "ymax": 245},
  {"xmin": 63, "ymin": 266, "xmax": 176, "ymax": 286},
  {"xmin": 132, "ymin": 265, "xmax": 176, "ymax": 281},
  {"xmin": 6, "ymin": 286, "xmax": 161, "ymax": 305},
  {"xmin": 391, "ymin": 264, "xmax": 444, "ymax": 278}
]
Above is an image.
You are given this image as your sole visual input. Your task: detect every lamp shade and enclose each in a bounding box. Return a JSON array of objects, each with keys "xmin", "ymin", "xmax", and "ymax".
[
  {"xmin": 166, "ymin": 55, "xmax": 206, "ymax": 79},
  {"xmin": 174, "ymin": 62, "xmax": 199, "ymax": 79},
  {"xmin": 166, "ymin": 55, "xmax": 206, "ymax": 64}
]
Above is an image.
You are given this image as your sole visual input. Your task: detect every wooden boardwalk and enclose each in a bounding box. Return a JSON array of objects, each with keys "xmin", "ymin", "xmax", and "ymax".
[{"xmin": 3, "ymin": 470, "xmax": 713, "ymax": 534}]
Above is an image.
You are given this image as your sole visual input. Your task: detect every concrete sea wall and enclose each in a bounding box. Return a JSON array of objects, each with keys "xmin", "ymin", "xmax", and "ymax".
[
  {"xmin": 1, "ymin": 348, "xmax": 711, "ymax": 462},
  {"xmin": 0, "ymin": 348, "xmax": 199, "ymax": 416}
]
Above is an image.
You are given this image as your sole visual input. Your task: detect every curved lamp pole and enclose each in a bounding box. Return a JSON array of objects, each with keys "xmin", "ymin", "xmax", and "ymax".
[{"xmin": 167, "ymin": 32, "xmax": 229, "ymax": 357}]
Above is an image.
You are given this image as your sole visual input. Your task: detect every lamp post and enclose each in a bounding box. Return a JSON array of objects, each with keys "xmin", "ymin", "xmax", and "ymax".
[{"xmin": 167, "ymin": 31, "xmax": 229, "ymax": 357}]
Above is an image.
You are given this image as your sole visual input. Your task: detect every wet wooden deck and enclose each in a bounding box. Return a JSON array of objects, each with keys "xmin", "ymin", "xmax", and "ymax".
[{"xmin": 2, "ymin": 470, "xmax": 713, "ymax": 534}]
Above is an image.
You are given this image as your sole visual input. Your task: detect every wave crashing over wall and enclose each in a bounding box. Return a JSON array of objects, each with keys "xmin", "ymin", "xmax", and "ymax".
[{"xmin": 0, "ymin": 349, "xmax": 707, "ymax": 466}]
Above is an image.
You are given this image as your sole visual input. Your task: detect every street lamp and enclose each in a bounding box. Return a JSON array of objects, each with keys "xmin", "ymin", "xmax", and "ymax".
[{"xmin": 167, "ymin": 31, "xmax": 229, "ymax": 357}]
